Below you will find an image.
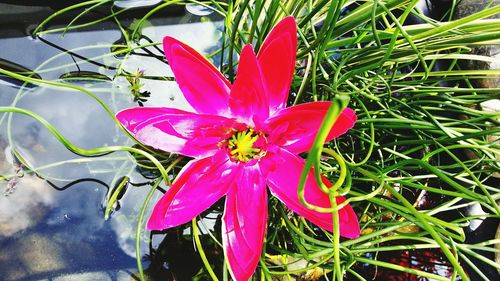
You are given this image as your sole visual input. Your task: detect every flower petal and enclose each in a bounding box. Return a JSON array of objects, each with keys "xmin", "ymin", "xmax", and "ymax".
[
  {"xmin": 266, "ymin": 102, "xmax": 357, "ymax": 154},
  {"xmin": 117, "ymin": 107, "xmax": 184, "ymax": 132},
  {"xmin": 263, "ymin": 148, "xmax": 360, "ymax": 238},
  {"xmin": 147, "ymin": 154, "xmax": 237, "ymax": 230},
  {"xmin": 117, "ymin": 107, "xmax": 239, "ymax": 158},
  {"xmin": 257, "ymin": 16, "xmax": 297, "ymax": 113},
  {"xmin": 229, "ymin": 44, "xmax": 269, "ymax": 124},
  {"xmin": 223, "ymin": 164, "xmax": 267, "ymax": 281},
  {"xmin": 163, "ymin": 37, "xmax": 231, "ymax": 115}
]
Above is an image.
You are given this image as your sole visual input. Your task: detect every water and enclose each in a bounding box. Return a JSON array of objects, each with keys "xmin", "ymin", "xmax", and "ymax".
[{"xmin": 0, "ymin": 2, "xmax": 223, "ymax": 280}]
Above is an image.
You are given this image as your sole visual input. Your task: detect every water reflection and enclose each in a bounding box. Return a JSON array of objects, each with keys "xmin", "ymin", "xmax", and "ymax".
[
  {"xmin": 0, "ymin": 168, "xmax": 142, "ymax": 280},
  {"xmin": 185, "ymin": 3, "xmax": 215, "ymax": 16},
  {"xmin": 345, "ymin": 248, "xmax": 462, "ymax": 281},
  {"xmin": 142, "ymin": 229, "xmax": 205, "ymax": 280},
  {"xmin": 0, "ymin": 4, "xmax": 225, "ymax": 279},
  {"xmin": 0, "ymin": 173, "xmax": 56, "ymax": 237},
  {"xmin": 376, "ymin": 249, "xmax": 459, "ymax": 281},
  {"xmin": 114, "ymin": 0, "xmax": 162, "ymax": 9}
]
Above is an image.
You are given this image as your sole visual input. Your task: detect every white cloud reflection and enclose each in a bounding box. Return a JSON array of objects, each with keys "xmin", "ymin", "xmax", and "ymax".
[
  {"xmin": 114, "ymin": 0, "xmax": 162, "ymax": 9},
  {"xmin": 0, "ymin": 174, "xmax": 56, "ymax": 237}
]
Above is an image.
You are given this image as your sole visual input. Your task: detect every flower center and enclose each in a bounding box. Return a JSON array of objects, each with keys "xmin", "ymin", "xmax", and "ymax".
[{"xmin": 226, "ymin": 129, "xmax": 265, "ymax": 162}]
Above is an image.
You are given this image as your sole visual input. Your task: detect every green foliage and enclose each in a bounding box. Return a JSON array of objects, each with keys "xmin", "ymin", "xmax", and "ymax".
[{"xmin": 1, "ymin": 0, "xmax": 499, "ymax": 280}]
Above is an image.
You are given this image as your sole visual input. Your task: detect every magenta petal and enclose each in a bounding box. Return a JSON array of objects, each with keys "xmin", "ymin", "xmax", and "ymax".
[
  {"xmin": 222, "ymin": 165, "xmax": 267, "ymax": 280},
  {"xmin": 335, "ymin": 196, "xmax": 361, "ymax": 239},
  {"xmin": 147, "ymin": 154, "xmax": 237, "ymax": 230},
  {"xmin": 257, "ymin": 16, "xmax": 297, "ymax": 113},
  {"xmin": 267, "ymin": 102, "xmax": 357, "ymax": 154},
  {"xmin": 117, "ymin": 107, "xmax": 185, "ymax": 132},
  {"xmin": 117, "ymin": 107, "xmax": 239, "ymax": 158},
  {"xmin": 163, "ymin": 37, "xmax": 231, "ymax": 115},
  {"xmin": 263, "ymin": 148, "xmax": 360, "ymax": 238},
  {"xmin": 330, "ymin": 107, "xmax": 357, "ymax": 138},
  {"xmin": 229, "ymin": 44, "xmax": 269, "ymax": 124}
]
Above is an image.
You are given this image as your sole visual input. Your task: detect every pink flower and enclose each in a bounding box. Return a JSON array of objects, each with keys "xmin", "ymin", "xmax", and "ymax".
[{"xmin": 117, "ymin": 16, "xmax": 360, "ymax": 280}]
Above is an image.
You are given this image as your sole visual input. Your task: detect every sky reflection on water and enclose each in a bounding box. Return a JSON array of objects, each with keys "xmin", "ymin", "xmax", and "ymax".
[{"xmin": 0, "ymin": 3, "xmax": 223, "ymax": 279}]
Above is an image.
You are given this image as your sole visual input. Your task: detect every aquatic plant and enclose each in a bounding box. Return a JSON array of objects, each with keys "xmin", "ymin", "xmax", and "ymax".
[
  {"xmin": 117, "ymin": 16, "xmax": 360, "ymax": 280},
  {"xmin": 0, "ymin": 1, "xmax": 499, "ymax": 281}
]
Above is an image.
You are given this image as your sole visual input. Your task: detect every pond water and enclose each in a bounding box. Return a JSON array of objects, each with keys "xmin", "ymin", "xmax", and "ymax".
[{"xmin": 0, "ymin": 2, "xmax": 222, "ymax": 280}]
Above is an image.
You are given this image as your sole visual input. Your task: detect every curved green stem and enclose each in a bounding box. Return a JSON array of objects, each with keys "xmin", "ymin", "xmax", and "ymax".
[
  {"xmin": 192, "ymin": 218, "xmax": 220, "ymax": 281},
  {"xmin": 135, "ymin": 178, "xmax": 162, "ymax": 281}
]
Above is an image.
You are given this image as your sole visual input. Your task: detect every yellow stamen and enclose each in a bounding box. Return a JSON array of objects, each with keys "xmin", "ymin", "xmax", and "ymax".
[{"xmin": 227, "ymin": 129, "xmax": 261, "ymax": 162}]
